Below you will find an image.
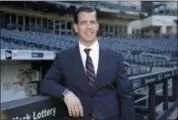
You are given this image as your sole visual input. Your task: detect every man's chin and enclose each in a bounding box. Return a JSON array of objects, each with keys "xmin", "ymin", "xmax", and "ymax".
[
  {"xmin": 87, "ymin": 37, "xmax": 96, "ymax": 41},
  {"xmin": 86, "ymin": 39, "xmax": 96, "ymax": 43}
]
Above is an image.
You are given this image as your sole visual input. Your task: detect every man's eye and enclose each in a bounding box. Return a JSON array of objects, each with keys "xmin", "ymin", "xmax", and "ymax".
[
  {"xmin": 91, "ymin": 21, "xmax": 97, "ymax": 24},
  {"xmin": 79, "ymin": 21, "xmax": 97, "ymax": 25},
  {"xmin": 80, "ymin": 21, "xmax": 87, "ymax": 25}
]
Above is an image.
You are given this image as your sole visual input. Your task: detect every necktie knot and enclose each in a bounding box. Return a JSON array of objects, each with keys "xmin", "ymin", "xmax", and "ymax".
[{"xmin": 84, "ymin": 48, "xmax": 91, "ymax": 55}]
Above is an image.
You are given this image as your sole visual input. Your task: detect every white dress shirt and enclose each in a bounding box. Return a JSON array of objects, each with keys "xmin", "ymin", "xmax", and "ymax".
[{"xmin": 79, "ymin": 41, "xmax": 99, "ymax": 75}]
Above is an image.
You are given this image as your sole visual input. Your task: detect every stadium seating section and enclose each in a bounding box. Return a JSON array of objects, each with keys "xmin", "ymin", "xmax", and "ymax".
[{"xmin": 1, "ymin": 28, "xmax": 177, "ymax": 77}]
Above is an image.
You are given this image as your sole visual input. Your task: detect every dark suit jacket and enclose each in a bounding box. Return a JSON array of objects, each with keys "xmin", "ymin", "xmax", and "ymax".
[{"xmin": 40, "ymin": 43, "xmax": 135, "ymax": 120}]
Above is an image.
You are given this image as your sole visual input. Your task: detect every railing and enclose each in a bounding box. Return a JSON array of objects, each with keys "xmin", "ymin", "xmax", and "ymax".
[{"xmin": 1, "ymin": 67, "xmax": 178, "ymax": 120}]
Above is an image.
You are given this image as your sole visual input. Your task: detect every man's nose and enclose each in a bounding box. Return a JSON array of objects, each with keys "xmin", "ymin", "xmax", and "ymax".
[{"xmin": 86, "ymin": 22, "xmax": 92, "ymax": 29}]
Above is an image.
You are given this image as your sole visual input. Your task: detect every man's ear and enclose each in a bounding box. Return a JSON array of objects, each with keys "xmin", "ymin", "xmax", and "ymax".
[
  {"xmin": 73, "ymin": 23, "xmax": 78, "ymax": 33},
  {"xmin": 96, "ymin": 22, "xmax": 99, "ymax": 32}
]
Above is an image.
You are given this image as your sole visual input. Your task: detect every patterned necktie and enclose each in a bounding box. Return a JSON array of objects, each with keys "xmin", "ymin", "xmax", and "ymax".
[{"xmin": 84, "ymin": 48, "xmax": 96, "ymax": 87}]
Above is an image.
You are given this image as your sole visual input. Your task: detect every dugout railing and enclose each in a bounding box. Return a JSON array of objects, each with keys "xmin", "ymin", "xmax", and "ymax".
[{"xmin": 1, "ymin": 62, "xmax": 177, "ymax": 120}]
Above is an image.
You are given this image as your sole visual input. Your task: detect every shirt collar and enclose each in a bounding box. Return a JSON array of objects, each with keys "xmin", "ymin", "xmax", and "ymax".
[{"xmin": 79, "ymin": 40, "xmax": 99, "ymax": 53}]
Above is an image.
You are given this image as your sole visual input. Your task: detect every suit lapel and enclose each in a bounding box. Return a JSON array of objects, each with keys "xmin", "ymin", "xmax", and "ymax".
[
  {"xmin": 71, "ymin": 45, "xmax": 94, "ymax": 94},
  {"xmin": 95, "ymin": 45, "xmax": 108, "ymax": 88}
]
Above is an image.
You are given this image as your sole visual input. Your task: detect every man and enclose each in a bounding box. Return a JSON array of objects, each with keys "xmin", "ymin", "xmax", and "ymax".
[{"xmin": 40, "ymin": 6, "xmax": 135, "ymax": 120}]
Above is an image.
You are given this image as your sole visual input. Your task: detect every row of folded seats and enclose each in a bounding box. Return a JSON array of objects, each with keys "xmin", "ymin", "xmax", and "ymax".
[
  {"xmin": 1, "ymin": 29, "xmax": 177, "ymax": 55},
  {"xmin": 103, "ymin": 39, "xmax": 176, "ymax": 55},
  {"xmin": 1, "ymin": 29, "xmax": 177, "ymax": 68},
  {"xmin": 0, "ymin": 37, "xmax": 60, "ymax": 51},
  {"xmin": 125, "ymin": 56, "xmax": 177, "ymax": 68},
  {"xmin": 129, "ymin": 60, "xmax": 177, "ymax": 68},
  {"xmin": 1, "ymin": 29, "xmax": 77, "ymax": 49},
  {"xmin": 1, "ymin": 29, "xmax": 176, "ymax": 54}
]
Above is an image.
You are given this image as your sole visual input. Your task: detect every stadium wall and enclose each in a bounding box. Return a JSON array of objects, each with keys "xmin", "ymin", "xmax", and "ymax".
[{"xmin": 1, "ymin": 61, "xmax": 39, "ymax": 103}]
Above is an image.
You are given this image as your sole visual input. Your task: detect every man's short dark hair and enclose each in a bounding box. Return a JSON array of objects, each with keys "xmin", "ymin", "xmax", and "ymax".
[{"xmin": 74, "ymin": 6, "xmax": 98, "ymax": 24}]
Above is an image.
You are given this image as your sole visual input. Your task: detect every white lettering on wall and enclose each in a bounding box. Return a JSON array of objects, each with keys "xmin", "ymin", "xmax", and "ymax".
[{"xmin": 12, "ymin": 108, "xmax": 56, "ymax": 120}]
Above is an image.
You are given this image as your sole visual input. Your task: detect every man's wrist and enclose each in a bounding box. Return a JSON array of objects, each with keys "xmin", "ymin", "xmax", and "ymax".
[{"xmin": 62, "ymin": 89, "xmax": 69, "ymax": 98}]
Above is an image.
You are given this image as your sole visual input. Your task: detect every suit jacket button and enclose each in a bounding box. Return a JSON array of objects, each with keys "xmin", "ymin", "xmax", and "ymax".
[
  {"xmin": 88, "ymin": 113, "xmax": 92, "ymax": 116},
  {"xmin": 88, "ymin": 113, "xmax": 95, "ymax": 117}
]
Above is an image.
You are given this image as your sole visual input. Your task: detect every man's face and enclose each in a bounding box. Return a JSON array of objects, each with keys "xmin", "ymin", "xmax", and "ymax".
[{"xmin": 74, "ymin": 12, "xmax": 99, "ymax": 44}]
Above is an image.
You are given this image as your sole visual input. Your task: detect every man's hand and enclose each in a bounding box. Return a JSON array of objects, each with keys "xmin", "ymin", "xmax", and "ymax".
[{"xmin": 64, "ymin": 91, "xmax": 83, "ymax": 118}]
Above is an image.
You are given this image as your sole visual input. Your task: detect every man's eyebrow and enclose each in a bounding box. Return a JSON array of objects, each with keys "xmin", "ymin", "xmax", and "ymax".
[
  {"xmin": 80, "ymin": 20, "xmax": 87, "ymax": 23},
  {"xmin": 80, "ymin": 20, "xmax": 96, "ymax": 23}
]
